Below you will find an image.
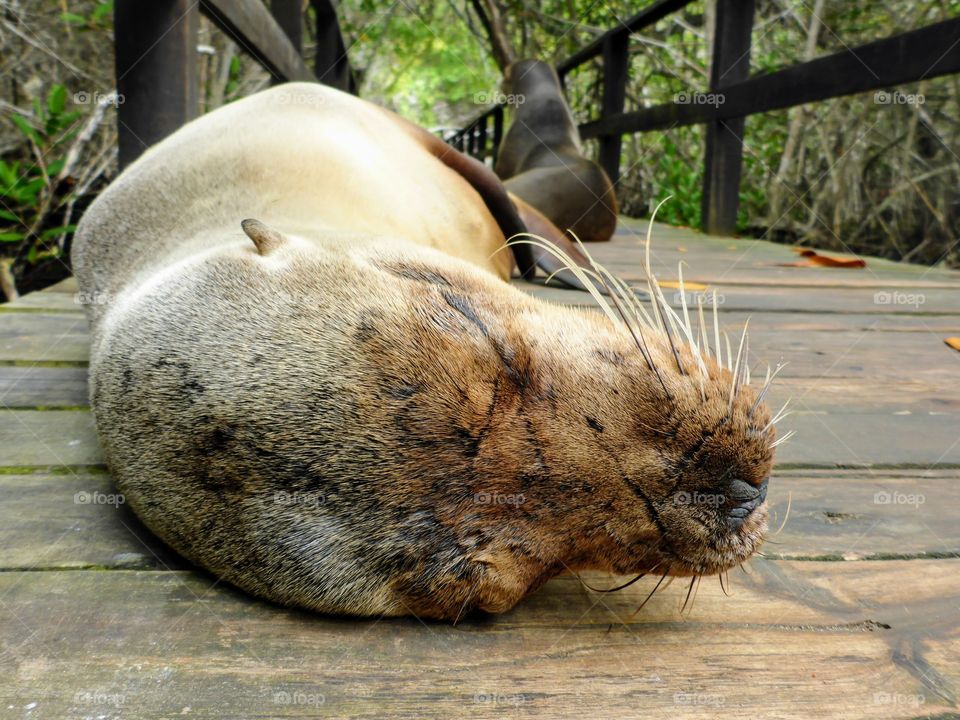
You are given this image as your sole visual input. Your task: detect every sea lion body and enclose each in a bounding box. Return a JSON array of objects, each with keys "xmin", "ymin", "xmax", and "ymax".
[
  {"xmin": 74, "ymin": 83, "xmax": 776, "ymax": 621},
  {"xmin": 496, "ymin": 60, "xmax": 619, "ymax": 243}
]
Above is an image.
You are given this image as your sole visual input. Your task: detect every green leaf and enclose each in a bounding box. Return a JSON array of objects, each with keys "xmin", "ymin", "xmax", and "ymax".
[
  {"xmin": 10, "ymin": 114, "xmax": 41, "ymax": 145},
  {"xmin": 0, "ymin": 232, "xmax": 24, "ymax": 242},
  {"xmin": 40, "ymin": 224, "xmax": 76, "ymax": 240},
  {"xmin": 0, "ymin": 209, "xmax": 19, "ymax": 222},
  {"xmin": 47, "ymin": 84, "xmax": 67, "ymax": 116},
  {"xmin": 60, "ymin": 11, "xmax": 87, "ymax": 25}
]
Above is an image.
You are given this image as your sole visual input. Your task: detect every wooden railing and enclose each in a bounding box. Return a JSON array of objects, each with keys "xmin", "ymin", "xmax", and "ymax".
[
  {"xmin": 114, "ymin": 0, "xmax": 354, "ymax": 169},
  {"xmin": 450, "ymin": 0, "xmax": 960, "ymax": 235}
]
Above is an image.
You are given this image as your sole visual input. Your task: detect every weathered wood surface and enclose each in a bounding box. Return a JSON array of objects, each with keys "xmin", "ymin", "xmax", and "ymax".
[{"xmin": 1, "ymin": 221, "xmax": 959, "ymax": 718}]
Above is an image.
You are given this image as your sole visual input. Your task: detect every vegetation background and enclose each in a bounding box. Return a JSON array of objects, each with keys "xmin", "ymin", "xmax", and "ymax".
[{"xmin": 1, "ymin": 0, "xmax": 957, "ymax": 300}]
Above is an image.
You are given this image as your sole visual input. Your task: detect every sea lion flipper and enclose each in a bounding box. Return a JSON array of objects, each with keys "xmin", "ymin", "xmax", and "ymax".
[{"xmin": 508, "ymin": 193, "xmax": 599, "ymax": 292}]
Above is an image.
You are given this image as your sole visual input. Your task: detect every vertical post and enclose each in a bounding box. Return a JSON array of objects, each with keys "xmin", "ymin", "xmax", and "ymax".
[
  {"xmin": 468, "ymin": 123, "xmax": 478, "ymax": 157},
  {"xmin": 598, "ymin": 32, "xmax": 629, "ymax": 186},
  {"xmin": 115, "ymin": 0, "xmax": 198, "ymax": 169},
  {"xmin": 477, "ymin": 114, "xmax": 488, "ymax": 161},
  {"xmin": 270, "ymin": 0, "xmax": 302, "ymax": 86},
  {"xmin": 492, "ymin": 105, "xmax": 504, "ymax": 161},
  {"xmin": 312, "ymin": 0, "xmax": 352, "ymax": 91},
  {"xmin": 701, "ymin": 0, "xmax": 755, "ymax": 235}
]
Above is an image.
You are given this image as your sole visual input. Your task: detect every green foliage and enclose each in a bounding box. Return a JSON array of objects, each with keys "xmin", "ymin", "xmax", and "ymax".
[
  {"xmin": 1, "ymin": 84, "xmax": 81, "ymax": 263},
  {"xmin": 60, "ymin": 0, "xmax": 113, "ymax": 30}
]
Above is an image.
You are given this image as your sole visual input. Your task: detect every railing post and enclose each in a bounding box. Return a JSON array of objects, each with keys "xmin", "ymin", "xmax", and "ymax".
[
  {"xmin": 114, "ymin": 0, "xmax": 199, "ymax": 169},
  {"xmin": 492, "ymin": 105, "xmax": 504, "ymax": 161},
  {"xmin": 270, "ymin": 0, "xmax": 302, "ymax": 86},
  {"xmin": 599, "ymin": 32, "xmax": 629, "ymax": 186},
  {"xmin": 701, "ymin": 0, "xmax": 755, "ymax": 235},
  {"xmin": 477, "ymin": 115, "xmax": 488, "ymax": 160},
  {"xmin": 312, "ymin": 0, "xmax": 352, "ymax": 91}
]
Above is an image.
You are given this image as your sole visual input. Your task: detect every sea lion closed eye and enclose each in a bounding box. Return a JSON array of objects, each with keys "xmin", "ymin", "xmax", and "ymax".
[{"xmin": 72, "ymin": 82, "xmax": 786, "ymax": 621}]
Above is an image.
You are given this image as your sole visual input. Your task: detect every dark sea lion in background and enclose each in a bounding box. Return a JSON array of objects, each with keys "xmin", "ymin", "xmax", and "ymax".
[{"xmin": 496, "ymin": 59, "xmax": 619, "ymax": 244}]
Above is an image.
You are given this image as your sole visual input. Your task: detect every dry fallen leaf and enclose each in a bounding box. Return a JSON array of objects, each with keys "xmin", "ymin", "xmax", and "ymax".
[
  {"xmin": 945, "ymin": 337, "xmax": 960, "ymax": 352},
  {"xmin": 659, "ymin": 279, "xmax": 708, "ymax": 291},
  {"xmin": 778, "ymin": 248, "xmax": 866, "ymax": 268}
]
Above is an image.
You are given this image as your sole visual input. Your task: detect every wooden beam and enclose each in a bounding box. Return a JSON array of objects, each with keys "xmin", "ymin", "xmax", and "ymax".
[
  {"xmin": 701, "ymin": 0, "xmax": 755, "ymax": 236},
  {"xmin": 580, "ymin": 16, "xmax": 960, "ymax": 138},
  {"xmin": 312, "ymin": 0, "xmax": 353, "ymax": 91},
  {"xmin": 477, "ymin": 114, "xmax": 488, "ymax": 160},
  {"xmin": 598, "ymin": 32, "xmax": 629, "ymax": 187},
  {"xmin": 114, "ymin": 0, "xmax": 199, "ymax": 169},
  {"xmin": 557, "ymin": 0, "xmax": 695, "ymax": 78},
  {"xmin": 200, "ymin": 0, "xmax": 314, "ymax": 82},
  {"xmin": 269, "ymin": 0, "xmax": 303, "ymax": 86},
  {"xmin": 492, "ymin": 105, "xmax": 504, "ymax": 161}
]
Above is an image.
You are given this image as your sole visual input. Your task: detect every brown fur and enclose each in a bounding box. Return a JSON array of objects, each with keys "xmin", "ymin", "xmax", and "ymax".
[{"xmin": 73, "ymin": 83, "xmax": 775, "ymax": 621}]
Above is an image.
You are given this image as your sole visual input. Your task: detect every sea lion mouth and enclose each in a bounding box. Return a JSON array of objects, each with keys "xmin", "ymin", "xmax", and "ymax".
[{"xmin": 725, "ymin": 477, "xmax": 769, "ymax": 530}]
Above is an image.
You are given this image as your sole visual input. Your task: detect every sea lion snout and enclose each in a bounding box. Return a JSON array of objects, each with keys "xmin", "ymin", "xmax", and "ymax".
[{"xmin": 725, "ymin": 477, "xmax": 769, "ymax": 529}]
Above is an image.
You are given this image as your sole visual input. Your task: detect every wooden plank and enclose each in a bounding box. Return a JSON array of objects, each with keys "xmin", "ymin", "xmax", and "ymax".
[
  {"xmin": 0, "ymin": 291, "xmax": 84, "ymax": 312},
  {"xmin": 0, "ymin": 313, "xmax": 89, "ymax": 363},
  {"xmin": 0, "ymin": 366, "xmax": 89, "ymax": 408},
  {"xmin": 0, "ymin": 560, "xmax": 956, "ymax": 717},
  {"xmin": 0, "ymin": 410, "xmax": 101, "ymax": 466},
  {"xmin": 598, "ymin": 32, "xmax": 629, "ymax": 186},
  {"xmin": 201, "ymin": 0, "xmax": 314, "ymax": 83},
  {"xmin": 270, "ymin": 0, "xmax": 303, "ymax": 87},
  {"xmin": 701, "ymin": 0, "xmax": 755, "ymax": 235},
  {"xmin": 580, "ymin": 16, "xmax": 960, "ymax": 139},
  {"xmin": 115, "ymin": 0, "xmax": 199, "ymax": 169},
  {"xmin": 0, "ymin": 472, "xmax": 180, "ymax": 570},
  {"xmin": 768, "ymin": 469, "xmax": 960, "ymax": 560}
]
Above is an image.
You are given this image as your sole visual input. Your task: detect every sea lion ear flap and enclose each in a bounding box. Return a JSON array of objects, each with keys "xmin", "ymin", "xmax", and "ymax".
[{"xmin": 241, "ymin": 218, "xmax": 286, "ymax": 256}]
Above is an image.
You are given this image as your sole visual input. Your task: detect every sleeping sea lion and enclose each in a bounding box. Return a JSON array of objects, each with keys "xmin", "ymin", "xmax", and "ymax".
[{"xmin": 72, "ymin": 82, "xmax": 784, "ymax": 621}]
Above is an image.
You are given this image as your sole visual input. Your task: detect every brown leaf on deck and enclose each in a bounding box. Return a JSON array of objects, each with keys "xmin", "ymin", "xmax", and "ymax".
[
  {"xmin": 777, "ymin": 248, "xmax": 866, "ymax": 268},
  {"xmin": 945, "ymin": 337, "xmax": 960, "ymax": 352}
]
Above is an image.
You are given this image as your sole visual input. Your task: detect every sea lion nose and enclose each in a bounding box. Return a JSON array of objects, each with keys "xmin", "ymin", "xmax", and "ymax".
[{"xmin": 725, "ymin": 478, "xmax": 768, "ymax": 528}]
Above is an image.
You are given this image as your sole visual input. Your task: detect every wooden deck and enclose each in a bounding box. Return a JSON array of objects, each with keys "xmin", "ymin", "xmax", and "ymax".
[{"xmin": 1, "ymin": 219, "xmax": 959, "ymax": 718}]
